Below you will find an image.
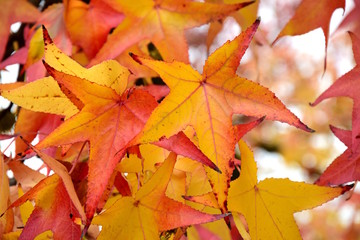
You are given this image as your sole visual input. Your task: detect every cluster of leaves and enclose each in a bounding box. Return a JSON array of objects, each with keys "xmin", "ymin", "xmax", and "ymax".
[{"xmin": 0, "ymin": 0, "xmax": 359, "ymax": 239}]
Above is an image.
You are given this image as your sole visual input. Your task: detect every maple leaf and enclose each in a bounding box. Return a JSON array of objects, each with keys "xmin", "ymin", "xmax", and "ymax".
[
  {"xmin": 63, "ymin": 0, "xmax": 124, "ymax": 59},
  {"xmin": 311, "ymin": 32, "xmax": 360, "ymax": 185},
  {"xmin": 0, "ymin": 0, "xmax": 40, "ymax": 60},
  {"xmin": 4, "ymin": 27, "xmax": 218, "ymax": 225},
  {"xmin": 312, "ymin": 32, "xmax": 360, "ymax": 151},
  {"xmin": 92, "ymin": 152, "xmax": 226, "ymax": 239},
  {"xmin": 227, "ymin": 140, "xmax": 350, "ymax": 239},
  {"xmin": 90, "ymin": 0, "xmax": 253, "ymax": 65},
  {"xmin": 1, "ymin": 27, "xmax": 155, "ymax": 224},
  {"xmin": 273, "ymin": 0, "xmax": 345, "ymax": 70},
  {"xmin": 21, "ymin": 138, "xmax": 86, "ymax": 222},
  {"xmin": 37, "ymin": 67, "xmax": 156, "ymax": 224},
  {"xmin": 131, "ymin": 19, "xmax": 312, "ymax": 210},
  {"xmin": 6, "ymin": 175, "xmax": 81, "ymax": 240},
  {"xmin": 0, "ymin": 77, "xmax": 79, "ymax": 119},
  {"xmin": 0, "ymin": 80, "xmax": 72, "ymax": 155}
]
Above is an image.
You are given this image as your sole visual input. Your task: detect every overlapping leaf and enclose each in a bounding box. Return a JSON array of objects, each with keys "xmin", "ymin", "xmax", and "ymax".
[
  {"xmin": 37, "ymin": 37, "xmax": 157, "ymax": 223},
  {"xmin": 311, "ymin": 32, "xmax": 360, "ymax": 185},
  {"xmin": 93, "ymin": 152, "xmax": 225, "ymax": 239},
  {"xmin": 63, "ymin": 0, "xmax": 124, "ymax": 59},
  {"xmin": 91, "ymin": 0, "xmax": 253, "ymax": 65},
  {"xmin": 6, "ymin": 175, "xmax": 81, "ymax": 240},
  {"xmin": 131, "ymin": 19, "xmax": 312, "ymax": 210},
  {"xmin": 0, "ymin": 0, "xmax": 40, "ymax": 61},
  {"xmin": 273, "ymin": 0, "xmax": 345, "ymax": 69},
  {"xmin": 227, "ymin": 140, "xmax": 350, "ymax": 239},
  {"xmin": 1, "ymin": 27, "xmax": 220, "ymax": 225}
]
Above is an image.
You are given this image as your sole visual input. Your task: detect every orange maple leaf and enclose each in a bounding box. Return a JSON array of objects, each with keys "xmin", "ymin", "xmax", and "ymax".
[
  {"xmin": 90, "ymin": 0, "xmax": 253, "ymax": 65},
  {"xmin": 131, "ymin": 19, "xmax": 312, "ymax": 211},
  {"xmin": 63, "ymin": 0, "xmax": 124, "ymax": 59},
  {"xmin": 29, "ymin": 28, "xmax": 157, "ymax": 224},
  {"xmin": 273, "ymin": 0, "xmax": 345, "ymax": 70}
]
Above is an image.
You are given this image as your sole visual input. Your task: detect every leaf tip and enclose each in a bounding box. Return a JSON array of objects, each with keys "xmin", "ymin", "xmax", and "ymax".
[
  {"xmin": 42, "ymin": 25, "xmax": 53, "ymax": 45},
  {"xmin": 42, "ymin": 60, "xmax": 55, "ymax": 76},
  {"xmin": 206, "ymin": 161, "xmax": 222, "ymax": 173},
  {"xmin": 255, "ymin": 16, "xmax": 261, "ymax": 23},
  {"xmin": 341, "ymin": 183, "xmax": 354, "ymax": 194},
  {"xmin": 258, "ymin": 115, "xmax": 266, "ymax": 123},
  {"xmin": 182, "ymin": 195, "xmax": 192, "ymax": 201},
  {"xmin": 214, "ymin": 165, "xmax": 222, "ymax": 174},
  {"xmin": 236, "ymin": 0, "xmax": 256, "ymax": 10},
  {"xmin": 129, "ymin": 52, "xmax": 142, "ymax": 65},
  {"xmin": 305, "ymin": 125, "xmax": 315, "ymax": 133},
  {"xmin": 251, "ymin": 17, "xmax": 261, "ymax": 31}
]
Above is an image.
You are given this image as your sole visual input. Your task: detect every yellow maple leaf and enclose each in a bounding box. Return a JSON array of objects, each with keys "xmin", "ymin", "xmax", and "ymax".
[
  {"xmin": 227, "ymin": 140, "xmax": 350, "ymax": 239},
  {"xmin": 131, "ymin": 19, "xmax": 312, "ymax": 211},
  {"xmin": 93, "ymin": 152, "xmax": 225, "ymax": 239},
  {"xmin": 0, "ymin": 77, "xmax": 79, "ymax": 119}
]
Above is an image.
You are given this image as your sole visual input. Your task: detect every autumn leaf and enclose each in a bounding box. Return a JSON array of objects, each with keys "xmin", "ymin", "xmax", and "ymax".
[
  {"xmin": 311, "ymin": 32, "xmax": 360, "ymax": 185},
  {"xmin": 312, "ymin": 32, "xmax": 360, "ymax": 151},
  {"xmin": 90, "ymin": 0, "xmax": 253, "ymax": 65},
  {"xmin": 0, "ymin": 0, "xmax": 40, "ymax": 60},
  {"xmin": 0, "ymin": 77, "xmax": 79, "ymax": 119},
  {"xmin": 21, "ymin": 138, "xmax": 86, "ymax": 222},
  {"xmin": 37, "ymin": 67, "xmax": 156, "ymax": 223},
  {"xmin": 0, "ymin": 80, "xmax": 76, "ymax": 157},
  {"xmin": 93, "ymin": 152, "xmax": 226, "ymax": 239},
  {"xmin": 6, "ymin": 175, "xmax": 81, "ymax": 240},
  {"xmin": 1, "ymin": 26, "xmax": 156, "ymax": 225},
  {"xmin": 12, "ymin": 27, "xmax": 218, "ymax": 225},
  {"xmin": 273, "ymin": 0, "xmax": 345, "ymax": 70},
  {"xmin": 131, "ymin": 19, "xmax": 312, "ymax": 210},
  {"xmin": 227, "ymin": 140, "xmax": 350, "ymax": 239},
  {"xmin": 182, "ymin": 117, "xmax": 266, "ymax": 207},
  {"xmin": 63, "ymin": 0, "xmax": 124, "ymax": 59}
]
